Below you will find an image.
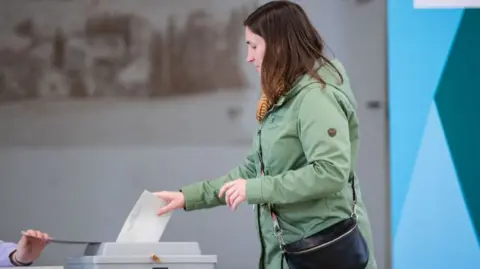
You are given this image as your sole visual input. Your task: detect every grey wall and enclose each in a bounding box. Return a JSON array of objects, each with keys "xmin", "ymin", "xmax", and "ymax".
[{"xmin": 0, "ymin": 0, "xmax": 388, "ymax": 269}]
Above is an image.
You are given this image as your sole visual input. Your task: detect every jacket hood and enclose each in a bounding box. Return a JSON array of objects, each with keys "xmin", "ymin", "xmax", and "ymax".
[{"xmin": 280, "ymin": 58, "xmax": 357, "ymax": 109}]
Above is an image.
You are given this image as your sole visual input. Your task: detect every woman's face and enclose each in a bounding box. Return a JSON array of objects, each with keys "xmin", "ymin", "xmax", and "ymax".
[{"xmin": 245, "ymin": 26, "xmax": 266, "ymax": 74}]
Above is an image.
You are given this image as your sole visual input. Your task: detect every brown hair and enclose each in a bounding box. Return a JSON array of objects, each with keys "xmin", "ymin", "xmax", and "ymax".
[{"xmin": 244, "ymin": 1, "xmax": 343, "ymax": 104}]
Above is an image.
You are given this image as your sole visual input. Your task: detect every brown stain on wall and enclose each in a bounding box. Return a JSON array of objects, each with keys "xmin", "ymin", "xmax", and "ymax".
[{"xmin": 0, "ymin": 2, "xmax": 257, "ymax": 103}]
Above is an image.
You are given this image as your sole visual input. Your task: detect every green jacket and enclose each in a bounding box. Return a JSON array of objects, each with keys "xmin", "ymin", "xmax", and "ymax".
[{"xmin": 180, "ymin": 59, "xmax": 377, "ymax": 269}]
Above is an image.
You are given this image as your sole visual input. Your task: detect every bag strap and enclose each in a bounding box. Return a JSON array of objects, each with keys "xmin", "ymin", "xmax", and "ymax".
[{"xmin": 261, "ymin": 162, "xmax": 358, "ymax": 247}]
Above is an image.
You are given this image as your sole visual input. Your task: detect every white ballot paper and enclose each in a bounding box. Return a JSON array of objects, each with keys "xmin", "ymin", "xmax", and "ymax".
[{"xmin": 116, "ymin": 190, "xmax": 172, "ymax": 242}]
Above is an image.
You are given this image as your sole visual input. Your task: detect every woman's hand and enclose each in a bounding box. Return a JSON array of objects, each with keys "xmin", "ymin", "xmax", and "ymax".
[
  {"xmin": 153, "ymin": 191, "xmax": 186, "ymax": 216},
  {"xmin": 219, "ymin": 179, "xmax": 247, "ymax": 211}
]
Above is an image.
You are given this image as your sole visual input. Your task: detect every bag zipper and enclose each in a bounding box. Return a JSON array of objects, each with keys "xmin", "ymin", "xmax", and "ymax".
[{"xmin": 285, "ymin": 223, "xmax": 358, "ymax": 255}]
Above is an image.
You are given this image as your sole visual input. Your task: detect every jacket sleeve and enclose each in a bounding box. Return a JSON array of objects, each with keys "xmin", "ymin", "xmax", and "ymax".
[
  {"xmin": 180, "ymin": 141, "xmax": 258, "ymax": 211},
  {"xmin": 0, "ymin": 241, "xmax": 16, "ymax": 267},
  {"xmin": 245, "ymin": 87, "xmax": 351, "ymax": 205}
]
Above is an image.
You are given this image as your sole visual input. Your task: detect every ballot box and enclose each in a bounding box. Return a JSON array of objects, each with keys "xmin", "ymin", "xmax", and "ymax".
[
  {"xmin": 65, "ymin": 242, "xmax": 217, "ymax": 269},
  {"xmin": 51, "ymin": 190, "xmax": 217, "ymax": 268}
]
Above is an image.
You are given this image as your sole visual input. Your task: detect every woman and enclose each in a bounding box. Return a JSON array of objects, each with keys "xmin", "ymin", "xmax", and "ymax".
[{"xmin": 154, "ymin": 1, "xmax": 377, "ymax": 269}]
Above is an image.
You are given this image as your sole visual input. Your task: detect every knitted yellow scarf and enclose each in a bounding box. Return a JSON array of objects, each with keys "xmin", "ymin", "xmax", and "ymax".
[{"xmin": 256, "ymin": 92, "xmax": 271, "ymax": 122}]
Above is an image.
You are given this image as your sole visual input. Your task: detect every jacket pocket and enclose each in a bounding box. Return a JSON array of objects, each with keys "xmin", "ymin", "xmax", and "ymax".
[{"xmin": 272, "ymin": 199, "xmax": 329, "ymax": 244}]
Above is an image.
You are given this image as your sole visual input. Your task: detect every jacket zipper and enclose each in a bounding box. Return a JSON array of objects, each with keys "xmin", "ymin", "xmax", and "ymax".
[
  {"xmin": 257, "ymin": 105, "xmax": 276, "ymax": 174},
  {"xmin": 255, "ymin": 106, "xmax": 276, "ymax": 269}
]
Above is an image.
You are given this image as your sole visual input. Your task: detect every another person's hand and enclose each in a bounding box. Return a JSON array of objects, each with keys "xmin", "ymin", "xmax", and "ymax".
[
  {"xmin": 14, "ymin": 230, "xmax": 50, "ymax": 265},
  {"xmin": 219, "ymin": 179, "xmax": 247, "ymax": 211},
  {"xmin": 153, "ymin": 191, "xmax": 186, "ymax": 216}
]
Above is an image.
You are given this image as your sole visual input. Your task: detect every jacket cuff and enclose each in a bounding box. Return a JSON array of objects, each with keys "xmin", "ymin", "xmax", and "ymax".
[
  {"xmin": 246, "ymin": 178, "xmax": 265, "ymax": 204},
  {"xmin": 180, "ymin": 184, "xmax": 206, "ymax": 211},
  {"xmin": 9, "ymin": 250, "xmax": 33, "ymax": 267}
]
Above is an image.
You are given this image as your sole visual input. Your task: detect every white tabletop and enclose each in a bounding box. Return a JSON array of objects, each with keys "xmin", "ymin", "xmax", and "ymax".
[{"xmin": 16, "ymin": 267, "xmax": 63, "ymax": 269}]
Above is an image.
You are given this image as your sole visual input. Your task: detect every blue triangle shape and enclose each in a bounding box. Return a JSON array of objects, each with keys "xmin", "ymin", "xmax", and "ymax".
[
  {"xmin": 388, "ymin": 1, "xmax": 464, "ymax": 236},
  {"xmin": 393, "ymin": 103, "xmax": 480, "ymax": 269}
]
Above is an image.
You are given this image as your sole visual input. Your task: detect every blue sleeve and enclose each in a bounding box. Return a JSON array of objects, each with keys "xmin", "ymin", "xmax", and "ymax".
[{"xmin": 0, "ymin": 241, "xmax": 17, "ymax": 267}]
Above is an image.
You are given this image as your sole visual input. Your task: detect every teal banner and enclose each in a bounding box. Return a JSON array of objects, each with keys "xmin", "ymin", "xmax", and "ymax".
[{"xmin": 388, "ymin": 0, "xmax": 480, "ymax": 268}]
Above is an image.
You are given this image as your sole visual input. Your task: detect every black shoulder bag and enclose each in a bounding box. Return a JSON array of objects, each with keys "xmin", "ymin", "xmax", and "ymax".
[{"xmin": 267, "ymin": 173, "xmax": 370, "ymax": 269}]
